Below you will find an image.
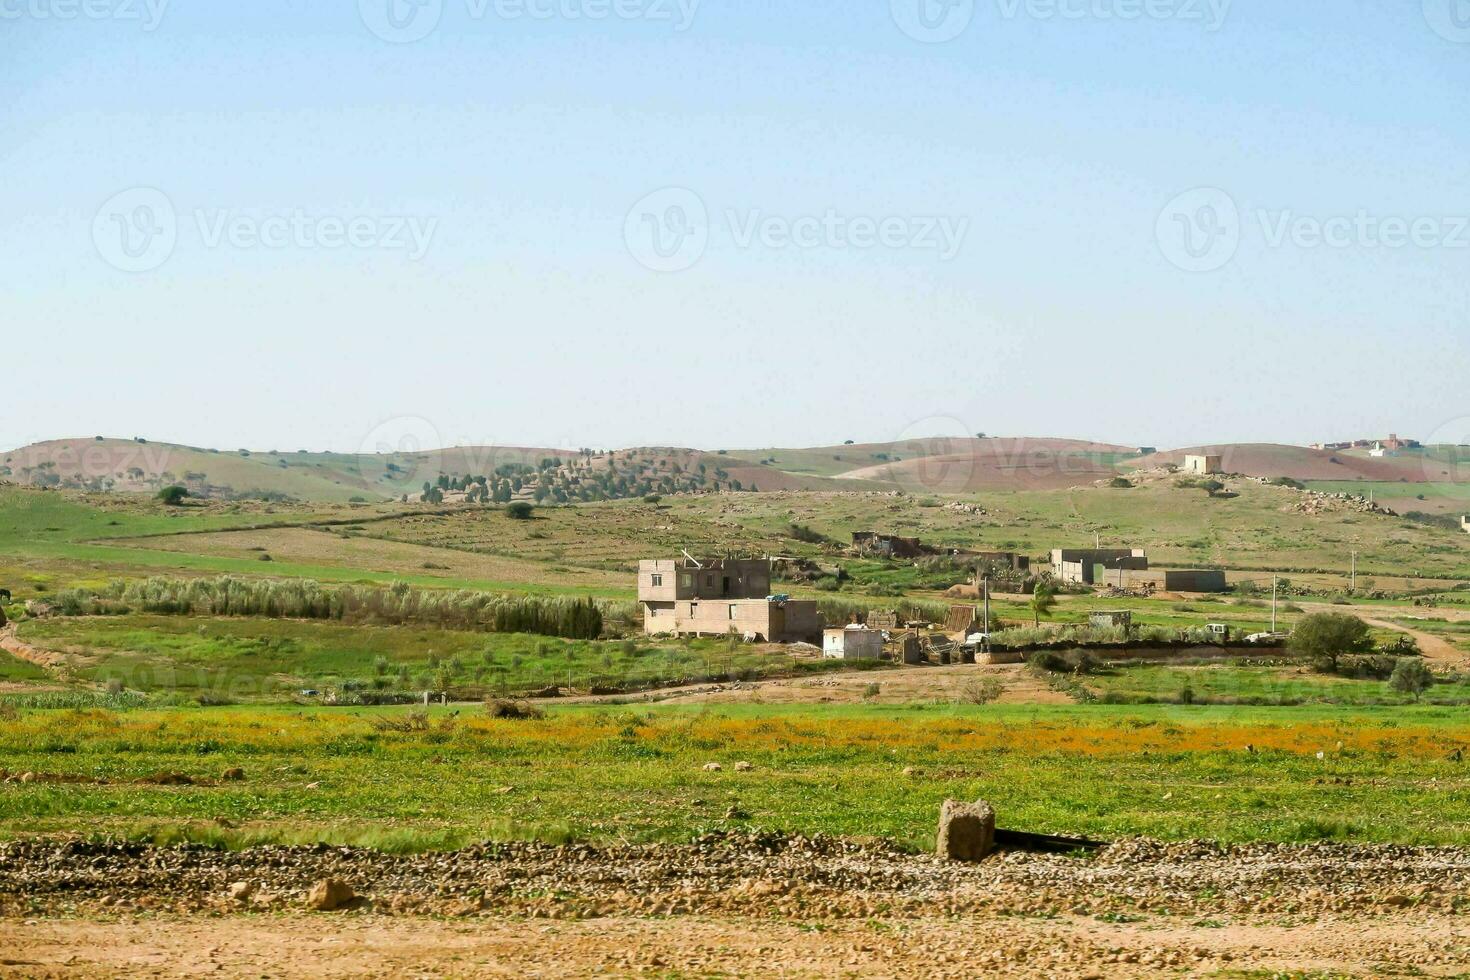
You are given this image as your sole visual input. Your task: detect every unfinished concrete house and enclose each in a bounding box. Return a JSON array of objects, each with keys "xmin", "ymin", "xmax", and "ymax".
[
  {"xmin": 851, "ymin": 532, "xmax": 927, "ymax": 558},
  {"xmin": 638, "ymin": 557, "xmax": 821, "ymax": 643},
  {"xmin": 972, "ymin": 552, "xmax": 1035, "ymax": 595},
  {"xmin": 1051, "ymin": 548, "xmax": 1148, "ymax": 586},
  {"xmin": 1462, "ymin": 516, "xmax": 1469, "ymax": 535},
  {"xmin": 1121, "ymin": 568, "xmax": 1227, "ymax": 592},
  {"xmin": 1183, "ymin": 454, "xmax": 1224, "ymax": 475},
  {"xmin": 823, "ymin": 625, "xmax": 884, "ymax": 660},
  {"xmin": 1089, "ymin": 611, "xmax": 1133, "ymax": 630}
]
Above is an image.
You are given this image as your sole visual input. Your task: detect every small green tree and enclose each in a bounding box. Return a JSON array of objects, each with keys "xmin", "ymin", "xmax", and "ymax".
[
  {"xmin": 156, "ymin": 485, "xmax": 189, "ymax": 505},
  {"xmin": 1031, "ymin": 583, "xmax": 1057, "ymax": 628},
  {"xmin": 1389, "ymin": 658, "xmax": 1434, "ymax": 702},
  {"xmin": 506, "ymin": 502, "xmax": 534, "ymax": 520},
  {"xmin": 1289, "ymin": 612, "xmax": 1372, "ymax": 674}
]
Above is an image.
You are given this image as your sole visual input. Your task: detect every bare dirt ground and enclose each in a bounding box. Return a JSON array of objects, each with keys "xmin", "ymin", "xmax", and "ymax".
[
  {"xmin": 7, "ymin": 911, "xmax": 1468, "ymax": 978},
  {"xmin": 552, "ymin": 662, "xmax": 1069, "ymax": 706},
  {"xmin": 0, "ymin": 625, "xmax": 68, "ymax": 674},
  {"xmin": 1361, "ymin": 616, "xmax": 1466, "ymax": 666},
  {"xmin": 4, "ymin": 834, "xmax": 1469, "ymax": 977}
]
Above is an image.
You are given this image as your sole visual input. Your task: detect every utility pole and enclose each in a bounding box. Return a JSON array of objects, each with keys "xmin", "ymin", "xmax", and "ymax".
[
  {"xmin": 1350, "ymin": 550, "xmax": 1358, "ymax": 593},
  {"xmin": 1271, "ymin": 575, "xmax": 1278, "ymax": 633},
  {"xmin": 982, "ymin": 576, "xmax": 991, "ymax": 636}
]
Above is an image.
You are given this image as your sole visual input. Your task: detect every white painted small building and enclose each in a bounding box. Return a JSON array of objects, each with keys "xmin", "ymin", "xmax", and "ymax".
[
  {"xmin": 1182, "ymin": 454, "xmax": 1223, "ymax": 476},
  {"xmin": 1462, "ymin": 515, "xmax": 1470, "ymax": 535},
  {"xmin": 823, "ymin": 626, "xmax": 884, "ymax": 661}
]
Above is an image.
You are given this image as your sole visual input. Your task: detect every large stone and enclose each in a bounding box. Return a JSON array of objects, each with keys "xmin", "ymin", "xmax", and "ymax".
[
  {"xmin": 936, "ymin": 798, "xmax": 996, "ymax": 862},
  {"xmin": 306, "ymin": 878, "xmax": 355, "ymax": 911}
]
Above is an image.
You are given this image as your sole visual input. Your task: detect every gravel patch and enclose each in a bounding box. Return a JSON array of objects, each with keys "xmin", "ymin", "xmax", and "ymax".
[{"xmin": 3, "ymin": 832, "xmax": 1469, "ymax": 919}]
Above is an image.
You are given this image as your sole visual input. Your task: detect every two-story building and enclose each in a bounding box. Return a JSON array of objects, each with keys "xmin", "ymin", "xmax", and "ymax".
[{"xmin": 638, "ymin": 557, "xmax": 821, "ymax": 643}]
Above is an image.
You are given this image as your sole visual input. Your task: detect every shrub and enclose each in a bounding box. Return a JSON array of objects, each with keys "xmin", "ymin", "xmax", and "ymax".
[
  {"xmin": 959, "ymin": 677, "xmax": 1003, "ymax": 704},
  {"xmin": 372, "ymin": 710, "xmax": 431, "ymax": 733},
  {"xmin": 505, "ymin": 502, "xmax": 535, "ymax": 520},
  {"xmin": 485, "ymin": 698, "xmax": 544, "ymax": 720},
  {"xmin": 787, "ymin": 523, "xmax": 828, "ymax": 545},
  {"xmin": 51, "ymin": 576, "xmax": 606, "ymax": 640},
  {"xmin": 1389, "ymin": 658, "xmax": 1434, "ymax": 701},
  {"xmin": 156, "ymin": 485, "xmax": 189, "ymax": 506},
  {"xmin": 1289, "ymin": 612, "xmax": 1372, "ymax": 673}
]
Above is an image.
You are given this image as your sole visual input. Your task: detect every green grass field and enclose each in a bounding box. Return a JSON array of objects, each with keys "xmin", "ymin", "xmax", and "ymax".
[
  {"xmin": 4, "ymin": 480, "xmax": 1470, "ymax": 855},
  {"xmin": 12, "ymin": 615, "xmax": 847, "ymax": 701},
  {"xmin": 3, "ymin": 703, "xmax": 1469, "ymax": 852},
  {"xmin": 1080, "ymin": 662, "xmax": 1470, "ymax": 706}
]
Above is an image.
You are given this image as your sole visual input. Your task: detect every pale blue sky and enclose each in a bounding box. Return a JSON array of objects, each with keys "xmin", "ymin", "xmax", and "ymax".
[{"xmin": 3, "ymin": 0, "xmax": 1468, "ymax": 454}]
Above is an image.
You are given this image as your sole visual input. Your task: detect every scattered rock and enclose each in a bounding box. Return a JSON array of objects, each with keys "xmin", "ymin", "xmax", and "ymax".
[
  {"xmin": 702, "ymin": 763, "xmax": 722, "ymax": 772},
  {"xmin": 221, "ymin": 768, "xmax": 245, "ymax": 782},
  {"xmin": 733, "ymin": 761, "xmax": 754, "ymax": 772},
  {"xmin": 227, "ymin": 881, "xmax": 254, "ymax": 903},
  {"xmin": 936, "ymin": 798, "xmax": 996, "ymax": 863},
  {"xmin": 306, "ymin": 879, "xmax": 355, "ymax": 912}
]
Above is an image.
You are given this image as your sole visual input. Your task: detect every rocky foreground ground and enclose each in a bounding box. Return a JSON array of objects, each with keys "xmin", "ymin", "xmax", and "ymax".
[{"xmin": 3, "ymin": 833, "xmax": 1470, "ymax": 976}]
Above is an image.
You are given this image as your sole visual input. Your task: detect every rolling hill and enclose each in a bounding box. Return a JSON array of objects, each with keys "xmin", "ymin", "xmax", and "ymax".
[{"xmin": 7, "ymin": 435, "xmax": 1467, "ymax": 509}]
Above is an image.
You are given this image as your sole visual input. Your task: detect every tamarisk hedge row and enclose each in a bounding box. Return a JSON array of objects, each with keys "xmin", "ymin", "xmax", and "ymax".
[{"xmin": 53, "ymin": 576, "xmax": 610, "ymax": 640}]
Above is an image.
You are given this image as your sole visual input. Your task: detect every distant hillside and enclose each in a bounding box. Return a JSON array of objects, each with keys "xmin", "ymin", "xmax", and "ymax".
[
  {"xmin": 829, "ymin": 437, "xmax": 1142, "ymax": 492},
  {"xmin": 1136, "ymin": 443, "xmax": 1464, "ymax": 483},
  {"xmin": 13, "ymin": 435, "xmax": 1463, "ymax": 507},
  {"xmin": 1, "ymin": 439, "xmax": 577, "ymax": 504}
]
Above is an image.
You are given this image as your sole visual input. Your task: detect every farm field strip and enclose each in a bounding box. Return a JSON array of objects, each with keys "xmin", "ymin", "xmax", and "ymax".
[{"xmin": 5, "ymin": 704, "xmax": 1470, "ymax": 851}]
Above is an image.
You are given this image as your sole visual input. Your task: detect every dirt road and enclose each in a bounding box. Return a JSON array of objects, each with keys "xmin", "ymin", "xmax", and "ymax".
[{"xmin": 1359, "ymin": 617, "xmax": 1466, "ymax": 666}]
